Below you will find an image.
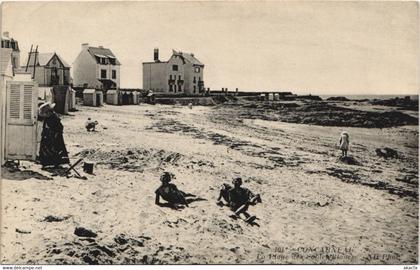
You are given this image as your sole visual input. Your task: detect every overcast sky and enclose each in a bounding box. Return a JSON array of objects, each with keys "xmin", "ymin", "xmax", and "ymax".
[{"xmin": 1, "ymin": 1, "xmax": 418, "ymax": 95}]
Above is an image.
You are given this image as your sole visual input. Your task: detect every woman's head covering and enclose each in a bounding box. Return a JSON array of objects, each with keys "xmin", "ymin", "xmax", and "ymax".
[
  {"xmin": 160, "ymin": 172, "xmax": 172, "ymax": 183},
  {"xmin": 232, "ymin": 177, "xmax": 243, "ymax": 186},
  {"xmin": 221, "ymin": 183, "xmax": 232, "ymax": 190},
  {"xmin": 341, "ymin": 131, "xmax": 349, "ymax": 137},
  {"xmin": 39, "ymin": 102, "xmax": 56, "ymax": 116}
]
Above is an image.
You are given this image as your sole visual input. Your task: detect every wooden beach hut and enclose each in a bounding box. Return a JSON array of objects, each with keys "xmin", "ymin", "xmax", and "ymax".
[
  {"xmin": 83, "ymin": 89, "xmax": 103, "ymax": 107},
  {"xmin": 120, "ymin": 90, "xmax": 139, "ymax": 105},
  {"xmin": 52, "ymin": 85, "xmax": 71, "ymax": 114},
  {"xmin": 106, "ymin": 89, "xmax": 119, "ymax": 105},
  {"xmin": 106, "ymin": 89, "xmax": 139, "ymax": 105},
  {"xmin": 4, "ymin": 80, "xmax": 39, "ymax": 161}
]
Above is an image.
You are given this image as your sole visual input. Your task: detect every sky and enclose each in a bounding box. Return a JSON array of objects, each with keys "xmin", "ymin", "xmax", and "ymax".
[{"xmin": 1, "ymin": 1, "xmax": 419, "ymax": 95}]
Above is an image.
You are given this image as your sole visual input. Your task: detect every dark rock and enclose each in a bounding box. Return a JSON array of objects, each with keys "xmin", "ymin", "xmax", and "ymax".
[
  {"xmin": 83, "ymin": 255, "xmax": 98, "ymax": 265},
  {"xmin": 74, "ymin": 227, "xmax": 97, "ymax": 238},
  {"xmin": 339, "ymin": 156, "xmax": 361, "ymax": 166},
  {"xmin": 43, "ymin": 215, "xmax": 69, "ymax": 222},
  {"xmin": 327, "ymin": 96, "xmax": 350, "ymax": 101},
  {"xmin": 114, "ymin": 234, "xmax": 128, "ymax": 245},
  {"xmin": 370, "ymin": 97, "xmax": 418, "ymax": 111},
  {"xmin": 16, "ymin": 228, "xmax": 31, "ymax": 234},
  {"xmin": 396, "ymin": 175, "xmax": 418, "ymax": 185},
  {"xmin": 375, "ymin": 147, "xmax": 399, "ymax": 159}
]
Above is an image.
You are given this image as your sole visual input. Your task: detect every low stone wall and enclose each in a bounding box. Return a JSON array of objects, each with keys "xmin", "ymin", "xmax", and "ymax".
[{"xmin": 154, "ymin": 97, "xmax": 217, "ymax": 106}]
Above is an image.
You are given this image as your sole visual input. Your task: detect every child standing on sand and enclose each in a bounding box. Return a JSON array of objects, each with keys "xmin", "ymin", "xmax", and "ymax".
[{"xmin": 339, "ymin": 131, "xmax": 350, "ymax": 157}]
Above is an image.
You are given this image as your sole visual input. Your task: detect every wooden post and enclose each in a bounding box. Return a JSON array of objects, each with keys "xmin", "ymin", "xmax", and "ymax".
[
  {"xmin": 25, "ymin": 44, "xmax": 33, "ymax": 72},
  {"xmin": 32, "ymin": 45, "xmax": 38, "ymax": 79}
]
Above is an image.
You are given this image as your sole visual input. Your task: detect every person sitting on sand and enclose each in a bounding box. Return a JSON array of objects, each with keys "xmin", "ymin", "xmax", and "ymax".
[
  {"xmin": 217, "ymin": 177, "xmax": 262, "ymax": 222},
  {"xmin": 216, "ymin": 183, "xmax": 232, "ymax": 206},
  {"xmin": 155, "ymin": 172, "xmax": 192, "ymax": 208},
  {"xmin": 85, "ymin": 118, "xmax": 98, "ymax": 132},
  {"xmin": 339, "ymin": 131, "xmax": 350, "ymax": 157}
]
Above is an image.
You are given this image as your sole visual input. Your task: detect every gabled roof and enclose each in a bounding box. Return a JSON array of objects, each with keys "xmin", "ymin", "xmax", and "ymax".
[
  {"xmin": 25, "ymin": 52, "xmax": 71, "ymax": 68},
  {"xmin": 87, "ymin": 46, "xmax": 121, "ymax": 65},
  {"xmin": 173, "ymin": 50, "xmax": 204, "ymax": 66}
]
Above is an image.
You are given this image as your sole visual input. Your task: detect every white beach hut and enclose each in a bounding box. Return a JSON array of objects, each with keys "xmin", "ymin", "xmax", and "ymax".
[
  {"xmin": 83, "ymin": 89, "xmax": 103, "ymax": 107},
  {"xmin": 106, "ymin": 89, "xmax": 119, "ymax": 105}
]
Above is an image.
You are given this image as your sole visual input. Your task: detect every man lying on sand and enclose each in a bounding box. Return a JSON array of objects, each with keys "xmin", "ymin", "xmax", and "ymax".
[
  {"xmin": 217, "ymin": 177, "xmax": 262, "ymax": 222},
  {"xmin": 155, "ymin": 172, "xmax": 196, "ymax": 209}
]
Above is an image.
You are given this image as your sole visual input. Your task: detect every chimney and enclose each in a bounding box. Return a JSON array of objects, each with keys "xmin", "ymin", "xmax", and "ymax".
[
  {"xmin": 154, "ymin": 48, "xmax": 159, "ymax": 62},
  {"xmin": 98, "ymin": 45, "xmax": 103, "ymax": 49},
  {"xmin": 3, "ymin": 31, "xmax": 9, "ymax": 38},
  {"xmin": 82, "ymin": 43, "xmax": 89, "ymax": 50}
]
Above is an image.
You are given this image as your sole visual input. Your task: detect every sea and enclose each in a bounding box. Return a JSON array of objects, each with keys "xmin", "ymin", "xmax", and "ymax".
[{"xmin": 319, "ymin": 94, "xmax": 419, "ymax": 101}]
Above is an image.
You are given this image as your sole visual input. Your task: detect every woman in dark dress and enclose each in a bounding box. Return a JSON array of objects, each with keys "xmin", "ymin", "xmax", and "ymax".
[{"xmin": 38, "ymin": 102, "xmax": 69, "ymax": 168}]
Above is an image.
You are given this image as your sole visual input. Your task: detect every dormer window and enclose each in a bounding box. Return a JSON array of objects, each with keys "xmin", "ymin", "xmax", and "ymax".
[
  {"xmin": 172, "ymin": 65, "xmax": 178, "ymax": 71},
  {"xmin": 195, "ymin": 67, "xmax": 200, "ymax": 73}
]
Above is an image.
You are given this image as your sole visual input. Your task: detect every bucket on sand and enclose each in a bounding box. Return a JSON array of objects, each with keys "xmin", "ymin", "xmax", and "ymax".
[{"xmin": 83, "ymin": 162, "xmax": 94, "ymax": 174}]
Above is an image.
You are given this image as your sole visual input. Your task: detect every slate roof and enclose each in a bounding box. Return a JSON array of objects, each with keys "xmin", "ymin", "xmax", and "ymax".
[
  {"xmin": 87, "ymin": 46, "xmax": 121, "ymax": 65},
  {"xmin": 25, "ymin": 52, "xmax": 71, "ymax": 68},
  {"xmin": 173, "ymin": 50, "xmax": 204, "ymax": 66}
]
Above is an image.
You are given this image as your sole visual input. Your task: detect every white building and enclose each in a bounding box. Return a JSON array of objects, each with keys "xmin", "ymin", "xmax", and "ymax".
[
  {"xmin": 72, "ymin": 43, "xmax": 121, "ymax": 90},
  {"xmin": 143, "ymin": 49, "xmax": 204, "ymax": 95}
]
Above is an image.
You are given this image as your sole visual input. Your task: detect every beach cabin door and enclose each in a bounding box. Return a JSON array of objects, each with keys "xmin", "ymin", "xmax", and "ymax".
[{"xmin": 5, "ymin": 81, "xmax": 38, "ymax": 161}]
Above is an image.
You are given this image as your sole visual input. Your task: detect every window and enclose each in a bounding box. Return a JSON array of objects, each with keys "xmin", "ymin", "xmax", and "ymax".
[
  {"xmin": 169, "ymin": 84, "xmax": 173, "ymax": 92},
  {"xmin": 193, "ymin": 77, "xmax": 196, "ymax": 83},
  {"xmin": 101, "ymin": 58, "xmax": 108, "ymax": 65},
  {"xmin": 169, "ymin": 75, "xmax": 172, "ymax": 80},
  {"xmin": 178, "ymin": 75, "xmax": 181, "ymax": 80},
  {"xmin": 174, "ymin": 85, "xmax": 177, "ymax": 92},
  {"xmin": 101, "ymin": 69, "xmax": 107, "ymax": 79},
  {"xmin": 112, "ymin": 70, "xmax": 116, "ymax": 79},
  {"xmin": 195, "ymin": 67, "xmax": 200, "ymax": 73},
  {"xmin": 193, "ymin": 86, "xmax": 196, "ymax": 93},
  {"xmin": 63, "ymin": 71, "xmax": 68, "ymax": 85},
  {"xmin": 172, "ymin": 65, "xmax": 178, "ymax": 71}
]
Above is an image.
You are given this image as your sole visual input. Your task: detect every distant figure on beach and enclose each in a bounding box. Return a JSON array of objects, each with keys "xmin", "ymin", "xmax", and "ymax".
[
  {"xmin": 155, "ymin": 172, "xmax": 197, "ymax": 209},
  {"xmin": 85, "ymin": 118, "xmax": 98, "ymax": 132},
  {"xmin": 217, "ymin": 177, "xmax": 262, "ymax": 222},
  {"xmin": 339, "ymin": 131, "xmax": 350, "ymax": 157},
  {"xmin": 38, "ymin": 102, "xmax": 70, "ymax": 168}
]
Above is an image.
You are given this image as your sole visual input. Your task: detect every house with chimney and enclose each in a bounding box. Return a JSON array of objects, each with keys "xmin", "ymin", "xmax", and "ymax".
[
  {"xmin": 23, "ymin": 49, "xmax": 71, "ymax": 86},
  {"xmin": 72, "ymin": 43, "xmax": 121, "ymax": 90},
  {"xmin": 143, "ymin": 49, "xmax": 204, "ymax": 95},
  {"xmin": 1, "ymin": 31, "xmax": 20, "ymax": 71}
]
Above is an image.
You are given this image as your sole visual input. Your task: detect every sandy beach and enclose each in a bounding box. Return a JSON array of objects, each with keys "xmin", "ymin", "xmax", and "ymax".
[{"xmin": 1, "ymin": 100, "xmax": 418, "ymax": 264}]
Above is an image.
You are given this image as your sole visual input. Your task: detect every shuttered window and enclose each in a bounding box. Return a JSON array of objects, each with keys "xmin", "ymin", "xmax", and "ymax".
[
  {"xmin": 9, "ymin": 84, "xmax": 20, "ymax": 119},
  {"xmin": 23, "ymin": 84, "xmax": 33, "ymax": 119}
]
